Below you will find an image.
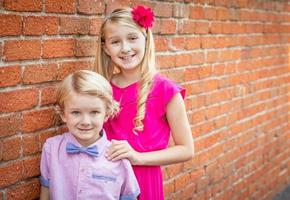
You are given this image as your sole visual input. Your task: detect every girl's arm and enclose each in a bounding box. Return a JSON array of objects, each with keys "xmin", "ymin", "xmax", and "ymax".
[
  {"xmin": 39, "ymin": 186, "xmax": 49, "ymax": 200},
  {"xmin": 107, "ymin": 93, "xmax": 194, "ymax": 166}
]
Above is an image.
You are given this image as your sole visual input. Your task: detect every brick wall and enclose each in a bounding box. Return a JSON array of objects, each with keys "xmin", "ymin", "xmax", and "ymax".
[{"xmin": 0, "ymin": 0, "xmax": 289, "ymax": 199}]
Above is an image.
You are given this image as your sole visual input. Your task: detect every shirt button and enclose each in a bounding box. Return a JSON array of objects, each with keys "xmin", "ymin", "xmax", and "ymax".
[{"xmin": 79, "ymin": 190, "xmax": 82, "ymax": 193}]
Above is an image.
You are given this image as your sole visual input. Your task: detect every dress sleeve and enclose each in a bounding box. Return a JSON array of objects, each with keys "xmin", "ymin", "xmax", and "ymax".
[
  {"xmin": 40, "ymin": 142, "xmax": 50, "ymax": 187},
  {"xmin": 120, "ymin": 159, "xmax": 140, "ymax": 200},
  {"xmin": 160, "ymin": 77, "xmax": 186, "ymax": 113}
]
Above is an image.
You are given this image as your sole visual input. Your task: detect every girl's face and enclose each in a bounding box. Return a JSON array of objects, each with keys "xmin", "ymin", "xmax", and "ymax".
[
  {"xmin": 103, "ymin": 22, "xmax": 146, "ymax": 73},
  {"xmin": 60, "ymin": 91, "xmax": 107, "ymax": 147}
]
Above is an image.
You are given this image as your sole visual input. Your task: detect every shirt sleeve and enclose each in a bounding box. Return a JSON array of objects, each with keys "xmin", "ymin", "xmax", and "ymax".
[
  {"xmin": 120, "ymin": 159, "xmax": 140, "ymax": 200},
  {"xmin": 40, "ymin": 141, "xmax": 50, "ymax": 187}
]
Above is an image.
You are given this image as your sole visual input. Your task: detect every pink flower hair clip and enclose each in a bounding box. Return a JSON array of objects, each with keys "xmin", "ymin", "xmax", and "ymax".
[{"xmin": 131, "ymin": 5, "xmax": 154, "ymax": 30}]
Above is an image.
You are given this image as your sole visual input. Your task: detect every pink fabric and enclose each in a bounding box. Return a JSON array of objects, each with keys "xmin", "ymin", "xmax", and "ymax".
[
  {"xmin": 104, "ymin": 74, "xmax": 185, "ymax": 200},
  {"xmin": 40, "ymin": 132, "xmax": 140, "ymax": 200}
]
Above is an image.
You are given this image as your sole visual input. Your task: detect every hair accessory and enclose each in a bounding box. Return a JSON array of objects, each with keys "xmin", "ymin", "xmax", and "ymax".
[{"xmin": 131, "ymin": 5, "xmax": 154, "ymax": 29}]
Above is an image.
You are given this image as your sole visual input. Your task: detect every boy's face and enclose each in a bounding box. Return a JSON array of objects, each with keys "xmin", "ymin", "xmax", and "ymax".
[
  {"xmin": 103, "ymin": 22, "xmax": 146, "ymax": 73},
  {"xmin": 60, "ymin": 91, "xmax": 107, "ymax": 146}
]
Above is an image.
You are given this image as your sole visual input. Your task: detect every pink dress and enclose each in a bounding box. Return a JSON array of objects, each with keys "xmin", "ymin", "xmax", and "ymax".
[{"xmin": 104, "ymin": 74, "xmax": 185, "ymax": 200}]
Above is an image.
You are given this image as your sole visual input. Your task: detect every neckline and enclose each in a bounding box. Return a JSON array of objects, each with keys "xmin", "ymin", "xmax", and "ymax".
[{"xmin": 110, "ymin": 80, "xmax": 138, "ymax": 90}]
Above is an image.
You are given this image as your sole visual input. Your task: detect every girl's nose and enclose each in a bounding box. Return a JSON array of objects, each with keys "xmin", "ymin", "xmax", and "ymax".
[{"xmin": 121, "ymin": 41, "xmax": 130, "ymax": 53}]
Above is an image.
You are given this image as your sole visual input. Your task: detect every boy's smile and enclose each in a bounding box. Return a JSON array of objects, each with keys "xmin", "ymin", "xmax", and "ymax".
[{"xmin": 60, "ymin": 91, "xmax": 108, "ymax": 147}]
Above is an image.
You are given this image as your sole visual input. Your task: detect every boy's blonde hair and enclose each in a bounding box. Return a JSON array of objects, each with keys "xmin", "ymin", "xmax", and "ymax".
[
  {"xmin": 94, "ymin": 7, "xmax": 156, "ymax": 132},
  {"xmin": 56, "ymin": 70, "xmax": 119, "ymax": 118}
]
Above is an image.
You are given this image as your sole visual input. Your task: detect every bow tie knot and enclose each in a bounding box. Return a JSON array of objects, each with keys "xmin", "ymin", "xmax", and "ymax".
[{"xmin": 66, "ymin": 142, "xmax": 99, "ymax": 157}]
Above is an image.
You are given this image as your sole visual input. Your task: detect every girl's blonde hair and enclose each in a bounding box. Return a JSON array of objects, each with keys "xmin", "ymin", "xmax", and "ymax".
[
  {"xmin": 56, "ymin": 70, "xmax": 119, "ymax": 118},
  {"xmin": 94, "ymin": 7, "xmax": 156, "ymax": 132}
]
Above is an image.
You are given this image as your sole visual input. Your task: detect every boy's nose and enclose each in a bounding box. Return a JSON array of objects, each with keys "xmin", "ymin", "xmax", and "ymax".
[{"xmin": 80, "ymin": 115, "xmax": 91, "ymax": 125}]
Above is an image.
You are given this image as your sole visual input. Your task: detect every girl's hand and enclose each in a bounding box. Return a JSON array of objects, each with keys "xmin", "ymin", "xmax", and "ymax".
[{"xmin": 106, "ymin": 139, "xmax": 140, "ymax": 165}]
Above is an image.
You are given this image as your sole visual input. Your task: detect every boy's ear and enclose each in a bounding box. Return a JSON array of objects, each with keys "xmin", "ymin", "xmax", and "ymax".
[{"xmin": 60, "ymin": 114, "xmax": 66, "ymax": 123}]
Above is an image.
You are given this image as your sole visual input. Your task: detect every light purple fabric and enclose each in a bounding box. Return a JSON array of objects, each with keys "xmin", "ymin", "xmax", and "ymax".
[
  {"xmin": 40, "ymin": 131, "xmax": 140, "ymax": 200},
  {"xmin": 104, "ymin": 74, "xmax": 185, "ymax": 200}
]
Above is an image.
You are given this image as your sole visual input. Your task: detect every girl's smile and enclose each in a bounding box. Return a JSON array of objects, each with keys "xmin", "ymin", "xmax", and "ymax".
[{"xmin": 103, "ymin": 23, "xmax": 146, "ymax": 72}]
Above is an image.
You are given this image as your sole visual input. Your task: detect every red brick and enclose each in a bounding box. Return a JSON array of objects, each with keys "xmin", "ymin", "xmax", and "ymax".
[
  {"xmin": 89, "ymin": 17, "xmax": 102, "ymax": 35},
  {"xmin": 195, "ymin": 22, "xmax": 209, "ymax": 34},
  {"xmin": 23, "ymin": 64, "xmax": 57, "ymax": 84},
  {"xmin": 105, "ymin": 0, "xmax": 133, "ymax": 14},
  {"xmin": 154, "ymin": 37, "xmax": 168, "ymax": 52},
  {"xmin": 170, "ymin": 37, "xmax": 185, "ymax": 51},
  {"xmin": 0, "ymin": 65, "xmax": 21, "ymax": 87},
  {"xmin": 22, "ymin": 134, "xmax": 40, "ymax": 156},
  {"xmin": 175, "ymin": 173, "xmax": 191, "ymax": 191},
  {"xmin": 176, "ymin": 53, "xmax": 192, "ymax": 67},
  {"xmin": 204, "ymin": 7, "xmax": 216, "ymax": 20},
  {"xmin": 6, "ymin": 178, "xmax": 40, "ymax": 200},
  {"xmin": 179, "ymin": 21, "xmax": 195, "ymax": 34},
  {"xmin": 160, "ymin": 19, "xmax": 176, "ymax": 35},
  {"xmin": 45, "ymin": 0, "xmax": 76, "ymax": 13},
  {"xmin": 43, "ymin": 39, "xmax": 75, "ymax": 58},
  {"xmin": 22, "ymin": 108, "xmax": 55, "ymax": 133},
  {"xmin": 0, "ymin": 161, "xmax": 23, "ymax": 188},
  {"xmin": 216, "ymin": 7, "xmax": 230, "ymax": 20},
  {"xmin": 0, "ymin": 89, "xmax": 38, "ymax": 113},
  {"xmin": 164, "ymin": 181, "xmax": 174, "ymax": 196},
  {"xmin": 78, "ymin": 0, "xmax": 105, "ymax": 14},
  {"xmin": 60, "ymin": 17, "xmax": 91, "ymax": 35},
  {"xmin": 173, "ymin": 4, "xmax": 189, "ymax": 18},
  {"xmin": 23, "ymin": 16, "xmax": 58, "ymax": 35},
  {"xmin": 75, "ymin": 39, "xmax": 96, "ymax": 57},
  {"xmin": 162, "ymin": 69, "xmax": 184, "ymax": 83},
  {"xmin": 154, "ymin": 3, "xmax": 172, "ymax": 17},
  {"xmin": 2, "ymin": 136, "xmax": 21, "ymax": 161},
  {"xmin": 23, "ymin": 155, "xmax": 40, "ymax": 178},
  {"xmin": 191, "ymin": 52, "xmax": 205, "ymax": 65},
  {"xmin": 0, "ymin": 14, "xmax": 22, "ymax": 36},
  {"xmin": 3, "ymin": 0, "xmax": 42, "ymax": 11},
  {"xmin": 156, "ymin": 55, "xmax": 176, "ymax": 69},
  {"xmin": 40, "ymin": 85, "xmax": 57, "ymax": 106},
  {"xmin": 210, "ymin": 22, "xmax": 222, "ymax": 34},
  {"xmin": 0, "ymin": 114, "xmax": 21, "ymax": 138},
  {"xmin": 57, "ymin": 61, "xmax": 92, "ymax": 80},
  {"xmin": 185, "ymin": 37, "xmax": 200, "ymax": 50},
  {"xmin": 3, "ymin": 40, "xmax": 41, "ymax": 61},
  {"xmin": 0, "ymin": 140, "xmax": 2, "ymax": 161},
  {"xmin": 189, "ymin": 6, "xmax": 205, "ymax": 19}
]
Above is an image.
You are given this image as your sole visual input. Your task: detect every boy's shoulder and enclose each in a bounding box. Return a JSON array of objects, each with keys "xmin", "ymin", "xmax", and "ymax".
[{"xmin": 44, "ymin": 133, "xmax": 67, "ymax": 147}]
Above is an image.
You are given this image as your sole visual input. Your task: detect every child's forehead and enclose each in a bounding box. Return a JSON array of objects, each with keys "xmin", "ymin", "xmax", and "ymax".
[{"xmin": 104, "ymin": 21, "xmax": 142, "ymax": 35}]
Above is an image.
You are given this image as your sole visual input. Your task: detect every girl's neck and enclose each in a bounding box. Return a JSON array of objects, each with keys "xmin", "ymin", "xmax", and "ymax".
[{"xmin": 113, "ymin": 69, "xmax": 141, "ymax": 88}]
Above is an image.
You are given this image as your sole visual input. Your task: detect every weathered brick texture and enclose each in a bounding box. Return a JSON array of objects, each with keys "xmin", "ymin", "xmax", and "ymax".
[{"xmin": 0, "ymin": 0, "xmax": 289, "ymax": 200}]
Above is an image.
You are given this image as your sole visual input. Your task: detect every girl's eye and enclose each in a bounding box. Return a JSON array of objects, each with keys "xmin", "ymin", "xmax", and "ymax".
[
  {"xmin": 71, "ymin": 111, "xmax": 79, "ymax": 115},
  {"xmin": 129, "ymin": 37, "xmax": 138, "ymax": 41},
  {"xmin": 91, "ymin": 111, "xmax": 100, "ymax": 115},
  {"xmin": 111, "ymin": 40, "xmax": 119, "ymax": 44}
]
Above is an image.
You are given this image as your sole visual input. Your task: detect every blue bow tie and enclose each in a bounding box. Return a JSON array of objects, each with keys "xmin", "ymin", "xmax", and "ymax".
[{"xmin": 66, "ymin": 142, "xmax": 99, "ymax": 157}]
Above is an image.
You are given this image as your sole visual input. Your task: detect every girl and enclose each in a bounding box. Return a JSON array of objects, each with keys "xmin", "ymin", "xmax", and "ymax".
[
  {"xmin": 94, "ymin": 5, "xmax": 194, "ymax": 200},
  {"xmin": 39, "ymin": 70, "xmax": 140, "ymax": 200}
]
